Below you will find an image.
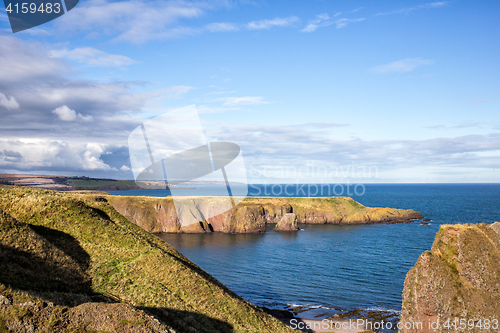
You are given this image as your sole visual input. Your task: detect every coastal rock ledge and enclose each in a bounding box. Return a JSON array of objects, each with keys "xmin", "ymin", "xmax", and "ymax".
[
  {"xmin": 400, "ymin": 222, "xmax": 500, "ymax": 333},
  {"xmin": 105, "ymin": 196, "xmax": 423, "ymax": 234}
]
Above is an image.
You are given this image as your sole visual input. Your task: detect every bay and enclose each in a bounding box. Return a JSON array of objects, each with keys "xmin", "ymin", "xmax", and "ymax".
[{"xmin": 107, "ymin": 184, "xmax": 500, "ymax": 317}]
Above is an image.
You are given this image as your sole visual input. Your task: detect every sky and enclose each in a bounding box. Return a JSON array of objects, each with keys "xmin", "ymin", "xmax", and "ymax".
[{"xmin": 0, "ymin": 0, "xmax": 499, "ymax": 184}]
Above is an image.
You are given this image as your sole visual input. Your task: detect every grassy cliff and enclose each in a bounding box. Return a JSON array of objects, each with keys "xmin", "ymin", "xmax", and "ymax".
[
  {"xmin": 400, "ymin": 223, "xmax": 500, "ymax": 332},
  {"xmin": 0, "ymin": 186, "xmax": 294, "ymax": 333},
  {"xmin": 105, "ymin": 195, "xmax": 423, "ymax": 233}
]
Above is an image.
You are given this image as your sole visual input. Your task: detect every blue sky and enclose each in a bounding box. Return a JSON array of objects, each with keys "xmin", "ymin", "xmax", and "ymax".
[{"xmin": 0, "ymin": 0, "xmax": 499, "ymax": 183}]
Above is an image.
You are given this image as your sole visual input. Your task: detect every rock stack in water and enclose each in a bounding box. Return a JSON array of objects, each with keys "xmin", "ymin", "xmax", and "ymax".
[{"xmin": 274, "ymin": 213, "xmax": 300, "ymax": 231}]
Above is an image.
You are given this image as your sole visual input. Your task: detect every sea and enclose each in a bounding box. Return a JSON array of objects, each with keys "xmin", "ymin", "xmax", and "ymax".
[{"xmin": 106, "ymin": 183, "xmax": 500, "ymax": 322}]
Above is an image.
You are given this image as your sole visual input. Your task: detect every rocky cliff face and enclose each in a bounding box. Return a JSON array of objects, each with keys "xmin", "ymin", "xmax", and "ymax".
[
  {"xmin": 400, "ymin": 223, "xmax": 500, "ymax": 333},
  {"xmin": 274, "ymin": 213, "xmax": 299, "ymax": 232},
  {"xmin": 105, "ymin": 195, "xmax": 422, "ymax": 234}
]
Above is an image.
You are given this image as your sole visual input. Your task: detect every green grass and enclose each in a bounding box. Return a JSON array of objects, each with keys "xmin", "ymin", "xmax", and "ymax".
[
  {"xmin": 0, "ymin": 185, "xmax": 294, "ymax": 332},
  {"xmin": 119, "ymin": 319, "xmax": 145, "ymax": 325}
]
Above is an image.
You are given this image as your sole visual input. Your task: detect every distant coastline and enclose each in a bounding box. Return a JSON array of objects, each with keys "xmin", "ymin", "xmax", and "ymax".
[{"xmin": 0, "ymin": 173, "xmax": 232, "ymax": 191}]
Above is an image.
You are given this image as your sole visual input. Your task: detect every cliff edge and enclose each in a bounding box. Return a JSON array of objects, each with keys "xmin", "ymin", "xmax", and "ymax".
[
  {"xmin": 400, "ymin": 223, "xmax": 500, "ymax": 333},
  {"xmin": 104, "ymin": 195, "xmax": 423, "ymax": 234}
]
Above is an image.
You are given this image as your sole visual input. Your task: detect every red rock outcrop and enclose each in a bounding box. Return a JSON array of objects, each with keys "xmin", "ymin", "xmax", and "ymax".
[
  {"xmin": 400, "ymin": 223, "xmax": 500, "ymax": 332},
  {"xmin": 105, "ymin": 196, "xmax": 422, "ymax": 234}
]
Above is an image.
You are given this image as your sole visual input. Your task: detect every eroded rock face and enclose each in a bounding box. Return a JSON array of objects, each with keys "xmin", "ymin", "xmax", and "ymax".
[
  {"xmin": 219, "ymin": 205, "xmax": 266, "ymax": 233},
  {"xmin": 400, "ymin": 223, "xmax": 500, "ymax": 333},
  {"xmin": 274, "ymin": 213, "xmax": 299, "ymax": 232},
  {"xmin": 106, "ymin": 196, "xmax": 422, "ymax": 234}
]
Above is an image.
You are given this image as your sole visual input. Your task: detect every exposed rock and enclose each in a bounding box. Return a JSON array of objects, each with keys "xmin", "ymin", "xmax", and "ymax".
[
  {"xmin": 0, "ymin": 293, "xmax": 174, "ymax": 333},
  {"xmin": 105, "ymin": 195, "xmax": 423, "ymax": 234},
  {"xmin": 274, "ymin": 213, "xmax": 299, "ymax": 231},
  {"xmin": 93, "ymin": 196, "xmax": 108, "ymax": 202},
  {"xmin": 219, "ymin": 204, "xmax": 266, "ymax": 233},
  {"xmin": 420, "ymin": 221, "xmax": 430, "ymax": 225},
  {"xmin": 261, "ymin": 307, "xmax": 295, "ymax": 319},
  {"xmin": 400, "ymin": 223, "xmax": 500, "ymax": 332},
  {"xmin": 66, "ymin": 302, "xmax": 173, "ymax": 332}
]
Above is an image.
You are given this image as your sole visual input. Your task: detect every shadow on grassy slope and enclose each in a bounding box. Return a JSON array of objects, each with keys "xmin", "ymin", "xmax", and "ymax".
[
  {"xmin": 0, "ymin": 283, "xmax": 235, "ymax": 332},
  {"xmin": 0, "ymin": 209, "xmax": 236, "ymax": 332},
  {"xmin": 142, "ymin": 307, "xmax": 234, "ymax": 332},
  {"xmin": 0, "ymin": 211, "xmax": 92, "ymax": 294}
]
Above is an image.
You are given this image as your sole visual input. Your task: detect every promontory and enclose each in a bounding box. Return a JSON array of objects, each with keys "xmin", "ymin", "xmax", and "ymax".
[{"xmin": 105, "ymin": 195, "xmax": 423, "ymax": 233}]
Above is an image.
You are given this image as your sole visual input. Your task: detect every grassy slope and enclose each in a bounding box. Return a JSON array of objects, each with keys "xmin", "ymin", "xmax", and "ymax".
[{"xmin": 0, "ymin": 186, "xmax": 293, "ymax": 333}]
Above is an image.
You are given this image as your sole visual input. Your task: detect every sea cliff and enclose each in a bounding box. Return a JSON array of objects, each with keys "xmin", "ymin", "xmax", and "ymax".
[
  {"xmin": 104, "ymin": 195, "xmax": 423, "ymax": 234},
  {"xmin": 400, "ymin": 222, "xmax": 500, "ymax": 333}
]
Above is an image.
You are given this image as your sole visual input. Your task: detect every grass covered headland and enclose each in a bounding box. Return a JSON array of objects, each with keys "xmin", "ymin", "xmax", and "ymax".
[{"xmin": 0, "ymin": 186, "xmax": 294, "ymax": 332}]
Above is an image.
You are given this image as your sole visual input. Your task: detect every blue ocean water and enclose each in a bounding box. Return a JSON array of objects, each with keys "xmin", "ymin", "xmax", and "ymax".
[{"xmin": 106, "ymin": 184, "xmax": 500, "ymax": 317}]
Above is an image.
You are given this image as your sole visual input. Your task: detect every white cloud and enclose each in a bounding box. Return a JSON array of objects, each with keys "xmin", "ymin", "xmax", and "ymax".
[
  {"xmin": 246, "ymin": 16, "xmax": 299, "ymax": 30},
  {"xmin": 204, "ymin": 123, "xmax": 500, "ymax": 182},
  {"xmin": 425, "ymin": 2, "xmax": 449, "ymax": 8},
  {"xmin": 52, "ymin": 105, "xmax": 93, "ymax": 122},
  {"xmin": 302, "ymin": 14, "xmax": 364, "ymax": 32},
  {"xmin": 302, "ymin": 13, "xmax": 331, "ymax": 32},
  {"xmin": 196, "ymin": 105, "xmax": 240, "ymax": 114},
  {"xmin": 205, "ymin": 22, "xmax": 239, "ymax": 32},
  {"xmin": 0, "ymin": 93, "xmax": 20, "ymax": 110},
  {"xmin": 301, "ymin": 24, "xmax": 320, "ymax": 33},
  {"xmin": 335, "ymin": 18, "xmax": 365, "ymax": 29},
  {"xmin": 369, "ymin": 58, "xmax": 434, "ymax": 74},
  {"xmin": 0, "ymin": 36, "xmax": 64, "ymax": 83},
  {"xmin": 0, "ymin": 37, "xmax": 188, "ymax": 178},
  {"xmin": 16, "ymin": 27, "xmax": 53, "ymax": 35},
  {"xmin": 0, "ymin": 139, "xmax": 113, "ymax": 171},
  {"xmin": 53, "ymin": 0, "xmax": 298, "ymax": 42},
  {"xmin": 55, "ymin": 0, "xmax": 205, "ymax": 43},
  {"xmin": 220, "ymin": 96, "xmax": 269, "ymax": 106},
  {"xmin": 0, "ymin": 35, "xmax": 195, "ymax": 151},
  {"xmin": 375, "ymin": 1, "xmax": 450, "ymax": 16},
  {"xmin": 50, "ymin": 47, "xmax": 137, "ymax": 67}
]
